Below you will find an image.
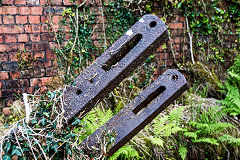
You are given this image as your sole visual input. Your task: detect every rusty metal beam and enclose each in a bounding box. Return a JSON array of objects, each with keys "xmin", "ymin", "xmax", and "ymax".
[
  {"xmin": 80, "ymin": 69, "xmax": 188, "ymax": 156},
  {"xmin": 63, "ymin": 14, "xmax": 168, "ymax": 122}
]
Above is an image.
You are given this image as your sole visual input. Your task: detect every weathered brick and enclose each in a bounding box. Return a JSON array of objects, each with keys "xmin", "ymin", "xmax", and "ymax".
[
  {"xmin": 2, "ymin": 0, "xmax": 13, "ymax": 5},
  {"xmin": 0, "ymin": 43, "xmax": 24, "ymax": 52},
  {"xmin": 34, "ymin": 51, "xmax": 45, "ymax": 59},
  {"xmin": 15, "ymin": 0, "xmax": 26, "ymax": 5},
  {"xmin": 30, "ymin": 77, "xmax": 52, "ymax": 86},
  {"xmin": 19, "ymin": 6, "xmax": 31, "ymax": 15},
  {"xmin": 0, "ymin": 44, "xmax": 8, "ymax": 52},
  {"xmin": 168, "ymin": 23, "xmax": 183, "ymax": 29},
  {"xmin": 41, "ymin": 24, "xmax": 49, "ymax": 32},
  {"xmin": 46, "ymin": 49, "xmax": 56, "ymax": 59},
  {"xmin": 1, "ymin": 6, "xmax": 18, "ymax": 15},
  {"xmin": 43, "ymin": 60, "xmax": 52, "ymax": 68},
  {"xmin": 174, "ymin": 37, "xmax": 182, "ymax": 44},
  {"xmin": 9, "ymin": 52, "xmax": 18, "ymax": 61},
  {"xmin": 0, "ymin": 72, "xmax": 9, "ymax": 80},
  {"xmin": 33, "ymin": 60, "xmax": 44, "ymax": 68},
  {"xmin": 0, "ymin": 25, "xmax": 24, "ymax": 34},
  {"xmin": 29, "ymin": 15, "xmax": 40, "ymax": 24},
  {"xmin": 5, "ymin": 35, "xmax": 17, "ymax": 43},
  {"xmin": 27, "ymin": 0, "xmax": 39, "ymax": 5},
  {"xmin": 179, "ymin": 16, "xmax": 185, "ymax": 22},
  {"xmin": 52, "ymin": 16, "xmax": 62, "ymax": 24},
  {"xmin": 33, "ymin": 69, "xmax": 45, "ymax": 77},
  {"xmin": 30, "ymin": 7, "xmax": 43, "ymax": 15},
  {"xmin": 49, "ymin": 42, "xmax": 57, "ymax": 48},
  {"xmin": 33, "ymin": 43, "xmax": 49, "ymax": 51},
  {"xmin": 51, "ymin": 0, "xmax": 62, "ymax": 5},
  {"xmin": 30, "ymin": 34, "xmax": 40, "ymax": 42},
  {"xmin": 40, "ymin": 16, "xmax": 48, "ymax": 23},
  {"xmin": 40, "ymin": 0, "xmax": 47, "ymax": 5},
  {"xmin": 18, "ymin": 34, "xmax": 29, "ymax": 42},
  {"xmin": 3, "ymin": 16, "xmax": 14, "ymax": 24},
  {"xmin": 63, "ymin": 0, "xmax": 73, "ymax": 5},
  {"xmin": 21, "ymin": 70, "xmax": 33, "ymax": 78},
  {"xmin": 41, "ymin": 33, "xmax": 52, "ymax": 41},
  {"xmin": 0, "ymin": 54, "xmax": 8, "ymax": 62},
  {"xmin": 25, "ymin": 43, "xmax": 33, "ymax": 51},
  {"xmin": 3, "ymin": 62, "xmax": 19, "ymax": 71},
  {"xmin": 46, "ymin": 6, "xmax": 64, "ymax": 15},
  {"xmin": 16, "ymin": 15, "xmax": 28, "ymax": 24},
  {"xmin": 1, "ymin": 89, "xmax": 23, "ymax": 98},
  {"xmin": 5, "ymin": 79, "xmax": 29, "ymax": 89},
  {"xmin": 0, "ymin": 35, "xmax": 4, "ymax": 43},
  {"xmin": 46, "ymin": 68, "xmax": 57, "ymax": 76},
  {"xmin": 25, "ymin": 25, "xmax": 41, "ymax": 33}
]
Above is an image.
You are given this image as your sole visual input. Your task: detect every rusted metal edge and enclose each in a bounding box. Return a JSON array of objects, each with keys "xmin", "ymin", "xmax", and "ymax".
[
  {"xmin": 63, "ymin": 14, "xmax": 169, "ymax": 123},
  {"xmin": 80, "ymin": 69, "xmax": 188, "ymax": 156}
]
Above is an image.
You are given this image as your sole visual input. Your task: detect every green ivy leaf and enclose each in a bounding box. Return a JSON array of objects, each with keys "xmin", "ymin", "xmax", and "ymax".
[
  {"xmin": 11, "ymin": 148, "xmax": 22, "ymax": 156},
  {"xmin": 4, "ymin": 142, "xmax": 11, "ymax": 153},
  {"xmin": 2, "ymin": 155, "xmax": 11, "ymax": 160}
]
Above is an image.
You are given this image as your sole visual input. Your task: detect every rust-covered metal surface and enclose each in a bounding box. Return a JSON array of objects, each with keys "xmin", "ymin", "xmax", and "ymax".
[
  {"xmin": 63, "ymin": 14, "xmax": 169, "ymax": 122},
  {"xmin": 80, "ymin": 69, "xmax": 188, "ymax": 156}
]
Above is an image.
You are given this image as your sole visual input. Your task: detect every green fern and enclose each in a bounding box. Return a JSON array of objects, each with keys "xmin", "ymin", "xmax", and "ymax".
[
  {"xmin": 190, "ymin": 121, "xmax": 235, "ymax": 135},
  {"xmin": 168, "ymin": 106, "xmax": 185, "ymax": 123},
  {"xmin": 148, "ymin": 137, "xmax": 164, "ymax": 147},
  {"xmin": 183, "ymin": 131, "xmax": 197, "ymax": 140},
  {"xmin": 178, "ymin": 146, "xmax": 187, "ymax": 160},
  {"xmin": 109, "ymin": 146, "xmax": 141, "ymax": 160},
  {"xmin": 220, "ymin": 55, "xmax": 240, "ymax": 116},
  {"xmin": 193, "ymin": 137, "xmax": 219, "ymax": 145},
  {"xmin": 218, "ymin": 134, "xmax": 240, "ymax": 146}
]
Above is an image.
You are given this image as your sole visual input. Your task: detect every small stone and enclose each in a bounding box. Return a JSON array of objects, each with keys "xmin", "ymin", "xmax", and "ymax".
[{"xmin": 2, "ymin": 107, "xmax": 11, "ymax": 116}]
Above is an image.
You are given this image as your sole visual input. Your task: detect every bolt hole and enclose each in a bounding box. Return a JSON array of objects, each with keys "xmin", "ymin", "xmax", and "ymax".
[
  {"xmin": 149, "ymin": 21, "xmax": 157, "ymax": 28},
  {"xmin": 76, "ymin": 89, "xmax": 82, "ymax": 95},
  {"xmin": 172, "ymin": 75, "xmax": 178, "ymax": 80},
  {"xmin": 89, "ymin": 79, "xmax": 94, "ymax": 83}
]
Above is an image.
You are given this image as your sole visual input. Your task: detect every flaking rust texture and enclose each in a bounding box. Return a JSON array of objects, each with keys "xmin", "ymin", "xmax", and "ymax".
[
  {"xmin": 63, "ymin": 14, "xmax": 169, "ymax": 122},
  {"xmin": 80, "ymin": 69, "xmax": 188, "ymax": 156}
]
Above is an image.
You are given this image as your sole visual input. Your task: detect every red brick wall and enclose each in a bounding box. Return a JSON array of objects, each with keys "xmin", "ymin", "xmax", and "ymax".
[
  {"xmin": 0, "ymin": 0, "xmax": 74, "ymax": 105},
  {"xmin": 0, "ymin": 0, "xmax": 187, "ymax": 106}
]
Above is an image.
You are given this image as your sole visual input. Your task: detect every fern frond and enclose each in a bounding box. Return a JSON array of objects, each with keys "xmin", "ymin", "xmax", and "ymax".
[
  {"xmin": 183, "ymin": 132, "xmax": 197, "ymax": 140},
  {"xmin": 169, "ymin": 106, "xmax": 185, "ymax": 123},
  {"xmin": 194, "ymin": 137, "xmax": 219, "ymax": 145},
  {"xmin": 218, "ymin": 134, "xmax": 240, "ymax": 146},
  {"xmin": 178, "ymin": 146, "xmax": 187, "ymax": 160},
  {"xmin": 109, "ymin": 146, "xmax": 141, "ymax": 160},
  {"xmin": 148, "ymin": 137, "xmax": 164, "ymax": 147}
]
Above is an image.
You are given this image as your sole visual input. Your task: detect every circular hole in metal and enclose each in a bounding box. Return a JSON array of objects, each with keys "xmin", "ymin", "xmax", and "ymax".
[
  {"xmin": 89, "ymin": 79, "xmax": 94, "ymax": 83},
  {"xmin": 172, "ymin": 75, "xmax": 178, "ymax": 80},
  {"xmin": 149, "ymin": 21, "xmax": 157, "ymax": 28},
  {"xmin": 76, "ymin": 89, "xmax": 82, "ymax": 95}
]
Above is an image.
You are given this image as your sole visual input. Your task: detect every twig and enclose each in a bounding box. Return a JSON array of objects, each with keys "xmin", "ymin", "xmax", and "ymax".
[
  {"xmin": 185, "ymin": 16, "xmax": 195, "ymax": 64},
  {"xmin": 23, "ymin": 93, "xmax": 31, "ymax": 124}
]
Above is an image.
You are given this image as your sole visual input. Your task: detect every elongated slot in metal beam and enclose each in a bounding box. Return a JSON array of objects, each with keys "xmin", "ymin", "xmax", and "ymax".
[
  {"xmin": 132, "ymin": 86, "xmax": 166, "ymax": 115},
  {"xmin": 102, "ymin": 34, "xmax": 143, "ymax": 71}
]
